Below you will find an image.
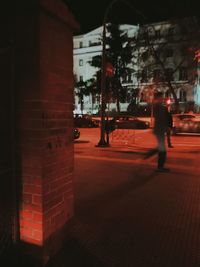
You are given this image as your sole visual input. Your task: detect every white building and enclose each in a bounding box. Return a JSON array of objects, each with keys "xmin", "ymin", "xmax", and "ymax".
[
  {"xmin": 73, "ymin": 18, "xmax": 199, "ymax": 115},
  {"xmin": 73, "ymin": 24, "xmax": 139, "ymax": 114},
  {"xmin": 138, "ymin": 19, "xmax": 198, "ymax": 112}
]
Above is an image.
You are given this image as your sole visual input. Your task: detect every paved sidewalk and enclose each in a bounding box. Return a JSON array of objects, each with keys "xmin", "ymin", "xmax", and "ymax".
[{"xmin": 45, "ymin": 130, "xmax": 200, "ymax": 267}]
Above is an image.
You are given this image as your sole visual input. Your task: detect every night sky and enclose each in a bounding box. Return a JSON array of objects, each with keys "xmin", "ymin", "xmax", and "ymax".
[{"xmin": 65, "ymin": 0, "xmax": 198, "ymax": 34}]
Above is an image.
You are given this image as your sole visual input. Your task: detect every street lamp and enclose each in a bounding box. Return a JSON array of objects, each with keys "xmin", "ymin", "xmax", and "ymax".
[
  {"xmin": 97, "ymin": 0, "xmax": 146, "ymax": 147},
  {"xmin": 97, "ymin": 0, "xmax": 118, "ymax": 147}
]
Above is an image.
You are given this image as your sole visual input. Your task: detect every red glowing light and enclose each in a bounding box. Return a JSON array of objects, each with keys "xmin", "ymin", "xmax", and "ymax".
[
  {"xmin": 195, "ymin": 49, "xmax": 200, "ymax": 62},
  {"xmin": 166, "ymin": 99, "xmax": 171, "ymax": 105},
  {"xmin": 106, "ymin": 62, "xmax": 114, "ymax": 77}
]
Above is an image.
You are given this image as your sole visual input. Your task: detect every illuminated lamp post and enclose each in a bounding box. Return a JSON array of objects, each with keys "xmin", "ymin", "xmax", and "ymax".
[
  {"xmin": 97, "ymin": 0, "xmax": 145, "ymax": 147},
  {"xmin": 97, "ymin": 0, "xmax": 117, "ymax": 147},
  {"xmin": 166, "ymin": 98, "xmax": 172, "ymax": 106},
  {"xmin": 166, "ymin": 97, "xmax": 173, "ymax": 112}
]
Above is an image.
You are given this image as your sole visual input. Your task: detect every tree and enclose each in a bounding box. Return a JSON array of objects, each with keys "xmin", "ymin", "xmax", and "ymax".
[
  {"xmin": 135, "ymin": 16, "xmax": 200, "ymax": 112},
  {"xmin": 75, "ymin": 71, "xmax": 103, "ymax": 114},
  {"xmin": 86, "ymin": 23, "xmax": 136, "ymax": 113},
  {"xmin": 75, "ymin": 80, "xmax": 91, "ymax": 114}
]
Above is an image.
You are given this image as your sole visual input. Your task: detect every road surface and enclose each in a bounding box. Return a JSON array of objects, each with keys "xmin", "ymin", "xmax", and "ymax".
[{"xmin": 59, "ymin": 128, "xmax": 200, "ymax": 267}]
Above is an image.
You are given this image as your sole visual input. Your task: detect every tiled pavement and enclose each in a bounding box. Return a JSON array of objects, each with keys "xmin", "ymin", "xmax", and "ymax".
[
  {"xmin": 7, "ymin": 129, "xmax": 200, "ymax": 267},
  {"xmin": 45, "ymin": 136, "xmax": 200, "ymax": 267}
]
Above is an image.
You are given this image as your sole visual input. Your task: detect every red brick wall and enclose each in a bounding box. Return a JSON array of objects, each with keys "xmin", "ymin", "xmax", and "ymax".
[
  {"xmin": 40, "ymin": 3, "xmax": 75, "ymax": 244},
  {"xmin": 16, "ymin": 0, "xmax": 78, "ymax": 262}
]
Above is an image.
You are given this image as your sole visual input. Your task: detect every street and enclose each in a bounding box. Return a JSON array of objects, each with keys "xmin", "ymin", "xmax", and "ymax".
[
  {"xmin": 49, "ymin": 128, "xmax": 200, "ymax": 267},
  {"xmin": 74, "ymin": 128, "xmax": 200, "ymax": 173}
]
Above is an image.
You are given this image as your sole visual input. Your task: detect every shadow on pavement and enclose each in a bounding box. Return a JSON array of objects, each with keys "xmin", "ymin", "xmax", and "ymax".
[
  {"xmin": 46, "ymin": 237, "xmax": 105, "ymax": 267},
  {"xmin": 107, "ymin": 149, "xmax": 146, "ymax": 156},
  {"xmin": 74, "ymin": 140, "xmax": 90, "ymax": 144},
  {"xmin": 177, "ymin": 150, "xmax": 200, "ymax": 154},
  {"xmin": 76, "ymin": 168, "xmax": 157, "ymax": 215}
]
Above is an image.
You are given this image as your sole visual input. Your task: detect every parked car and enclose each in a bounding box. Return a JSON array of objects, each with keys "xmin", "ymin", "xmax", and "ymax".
[
  {"xmin": 172, "ymin": 113, "xmax": 200, "ymax": 134},
  {"xmin": 74, "ymin": 128, "xmax": 80, "ymax": 140},
  {"xmin": 74, "ymin": 115, "xmax": 99, "ymax": 128},
  {"xmin": 115, "ymin": 116, "xmax": 150, "ymax": 129}
]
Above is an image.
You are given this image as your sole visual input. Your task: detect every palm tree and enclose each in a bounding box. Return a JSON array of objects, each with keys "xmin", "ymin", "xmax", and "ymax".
[
  {"xmin": 87, "ymin": 23, "xmax": 135, "ymax": 113},
  {"xmin": 75, "ymin": 80, "xmax": 90, "ymax": 114},
  {"xmin": 106, "ymin": 23, "xmax": 135, "ymax": 112}
]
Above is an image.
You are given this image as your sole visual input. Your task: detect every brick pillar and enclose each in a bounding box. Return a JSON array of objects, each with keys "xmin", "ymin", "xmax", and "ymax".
[{"xmin": 15, "ymin": 0, "xmax": 79, "ymax": 264}]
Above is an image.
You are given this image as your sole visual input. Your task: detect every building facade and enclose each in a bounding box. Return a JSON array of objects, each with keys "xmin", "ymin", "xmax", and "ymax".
[
  {"xmin": 138, "ymin": 18, "xmax": 199, "ymax": 113},
  {"xmin": 73, "ymin": 18, "xmax": 200, "ymax": 115},
  {"xmin": 73, "ymin": 24, "xmax": 139, "ymax": 114}
]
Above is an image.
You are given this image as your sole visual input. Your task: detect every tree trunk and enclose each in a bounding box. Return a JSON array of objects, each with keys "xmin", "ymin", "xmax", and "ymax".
[
  {"xmin": 80, "ymin": 94, "xmax": 84, "ymax": 114},
  {"xmin": 115, "ymin": 86, "xmax": 121, "ymax": 113},
  {"xmin": 116, "ymin": 98, "xmax": 120, "ymax": 113},
  {"xmin": 166, "ymin": 80, "xmax": 180, "ymax": 112}
]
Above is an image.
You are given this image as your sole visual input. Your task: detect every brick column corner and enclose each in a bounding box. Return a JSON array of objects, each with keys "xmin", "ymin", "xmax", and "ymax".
[{"xmin": 16, "ymin": 0, "xmax": 79, "ymax": 265}]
